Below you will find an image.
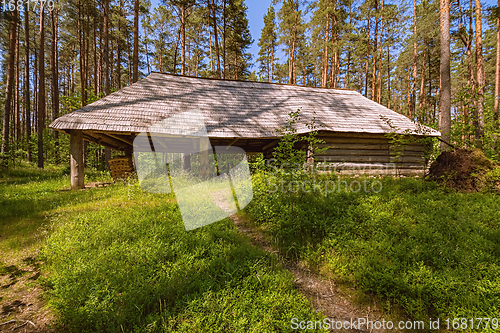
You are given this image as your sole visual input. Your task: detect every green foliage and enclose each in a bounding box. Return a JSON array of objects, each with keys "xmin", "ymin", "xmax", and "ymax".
[
  {"xmin": 246, "ymin": 173, "xmax": 500, "ymax": 321},
  {"xmin": 272, "ymin": 108, "xmax": 327, "ymax": 173},
  {"xmin": 257, "ymin": 6, "xmax": 278, "ymax": 82},
  {"xmin": 380, "ymin": 115, "xmax": 437, "ymax": 174},
  {"xmin": 0, "ymin": 166, "xmax": 326, "ymax": 332}
]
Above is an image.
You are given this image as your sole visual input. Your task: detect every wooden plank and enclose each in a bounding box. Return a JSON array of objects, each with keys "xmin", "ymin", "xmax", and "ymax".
[
  {"xmin": 70, "ymin": 130, "xmax": 85, "ymax": 190},
  {"xmin": 105, "ymin": 132, "xmax": 134, "ymax": 146},
  {"xmin": 319, "ymin": 137, "xmax": 391, "ymax": 144},
  {"xmin": 317, "ymin": 143, "xmax": 425, "ymax": 151},
  {"xmin": 317, "ymin": 131, "xmax": 388, "ymax": 138}
]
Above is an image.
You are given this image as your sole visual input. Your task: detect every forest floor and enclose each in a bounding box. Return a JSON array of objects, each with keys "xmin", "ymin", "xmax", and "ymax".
[
  {"xmin": 2, "ymin": 164, "xmax": 500, "ymax": 332},
  {"xmin": 230, "ymin": 212, "xmax": 392, "ymax": 333}
]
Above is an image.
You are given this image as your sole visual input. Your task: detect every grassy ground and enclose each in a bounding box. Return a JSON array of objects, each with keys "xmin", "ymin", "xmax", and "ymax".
[
  {"xmin": 245, "ymin": 172, "xmax": 500, "ymax": 325},
  {"xmin": 0, "ymin": 164, "xmax": 324, "ymax": 332}
]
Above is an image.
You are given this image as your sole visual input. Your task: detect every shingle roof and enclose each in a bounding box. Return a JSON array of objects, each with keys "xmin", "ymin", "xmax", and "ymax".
[{"xmin": 49, "ymin": 72, "xmax": 440, "ymax": 138}]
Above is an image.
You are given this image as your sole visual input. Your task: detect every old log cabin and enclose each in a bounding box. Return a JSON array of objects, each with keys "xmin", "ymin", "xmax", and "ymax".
[{"xmin": 49, "ymin": 72, "xmax": 440, "ymax": 189}]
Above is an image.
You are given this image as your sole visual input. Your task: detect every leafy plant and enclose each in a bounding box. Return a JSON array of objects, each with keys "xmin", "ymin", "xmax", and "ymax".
[
  {"xmin": 380, "ymin": 115, "xmax": 437, "ymax": 176},
  {"xmin": 272, "ymin": 108, "xmax": 328, "ymax": 174}
]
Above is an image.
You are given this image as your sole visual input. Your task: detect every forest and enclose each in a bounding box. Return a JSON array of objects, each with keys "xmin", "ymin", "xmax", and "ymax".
[
  {"xmin": 1, "ymin": 0, "xmax": 500, "ymax": 168},
  {"xmin": 2, "ymin": 1, "xmax": 500, "ymax": 331}
]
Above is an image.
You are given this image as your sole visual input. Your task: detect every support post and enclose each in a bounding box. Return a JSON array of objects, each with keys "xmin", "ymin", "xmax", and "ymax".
[
  {"xmin": 70, "ymin": 130, "xmax": 85, "ymax": 189},
  {"xmin": 200, "ymin": 137, "xmax": 209, "ymax": 180},
  {"xmin": 182, "ymin": 153, "xmax": 191, "ymax": 171}
]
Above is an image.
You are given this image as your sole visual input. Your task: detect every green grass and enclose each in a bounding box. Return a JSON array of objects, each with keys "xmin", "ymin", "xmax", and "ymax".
[
  {"xmin": 245, "ymin": 172, "xmax": 500, "ymax": 323},
  {"xmin": 0, "ymin": 165, "xmax": 324, "ymax": 332}
]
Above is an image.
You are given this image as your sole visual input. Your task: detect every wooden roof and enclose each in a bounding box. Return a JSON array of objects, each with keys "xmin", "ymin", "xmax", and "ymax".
[{"xmin": 49, "ymin": 72, "xmax": 440, "ymax": 139}]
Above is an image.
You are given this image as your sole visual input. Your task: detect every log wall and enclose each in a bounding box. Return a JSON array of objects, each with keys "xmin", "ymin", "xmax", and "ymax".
[{"xmin": 314, "ymin": 132, "xmax": 428, "ymax": 176}]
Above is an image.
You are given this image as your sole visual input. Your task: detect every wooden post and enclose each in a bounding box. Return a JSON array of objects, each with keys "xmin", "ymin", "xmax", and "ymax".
[
  {"xmin": 70, "ymin": 130, "xmax": 85, "ymax": 189},
  {"xmin": 183, "ymin": 153, "xmax": 191, "ymax": 171},
  {"xmin": 200, "ymin": 137, "xmax": 209, "ymax": 180}
]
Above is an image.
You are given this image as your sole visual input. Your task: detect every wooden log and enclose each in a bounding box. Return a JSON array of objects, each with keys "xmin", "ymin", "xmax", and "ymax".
[
  {"xmin": 316, "ymin": 143, "xmax": 425, "ymax": 151},
  {"xmin": 316, "ymin": 131, "xmax": 390, "ymax": 138},
  {"xmin": 317, "ymin": 154, "xmax": 424, "ymax": 164},
  {"xmin": 318, "ymin": 137, "xmax": 391, "ymax": 144},
  {"xmin": 316, "ymin": 148, "xmax": 423, "ymax": 157},
  {"xmin": 335, "ymin": 168, "xmax": 425, "ymax": 176},
  {"xmin": 314, "ymin": 161, "xmax": 425, "ymax": 170},
  {"xmin": 70, "ymin": 130, "xmax": 85, "ymax": 190}
]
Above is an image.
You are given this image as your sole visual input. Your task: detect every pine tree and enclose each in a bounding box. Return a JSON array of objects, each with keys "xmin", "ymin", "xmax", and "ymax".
[
  {"xmin": 225, "ymin": 0, "xmax": 253, "ymax": 80},
  {"xmin": 1, "ymin": 9, "xmax": 17, "ymax": 166},
  {"xmin": 439, "ymin": 0, "xmax": 451, "ymax": 150},
  {"xmin": 257, "ymin": 6, "xmax": 278, "ymax": 82},
  {"xmin": 277, "ymin": 0, "xmax": 303, "ymax": 84}
]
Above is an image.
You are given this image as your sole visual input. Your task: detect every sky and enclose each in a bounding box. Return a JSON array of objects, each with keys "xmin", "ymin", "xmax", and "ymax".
[
  {"xmin": 148, "ymin": 0, "xmax": 275, "ymax": 70},
  {"xmin": 149, "ymin": 0, "xmax": 500, "ymax": 73}
]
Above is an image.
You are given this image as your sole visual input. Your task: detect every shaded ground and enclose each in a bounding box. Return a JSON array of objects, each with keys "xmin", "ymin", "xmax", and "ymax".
[
  {"xmin": 0, "ymin": 252, "xmax": 55, "ymax": 333},
  {"xmin": 428, "ymin": 148, "xmax": 499, "ymax": 192}
]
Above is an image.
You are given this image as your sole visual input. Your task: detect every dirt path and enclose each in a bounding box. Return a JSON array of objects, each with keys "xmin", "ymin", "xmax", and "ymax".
[
  {"xmin": 230, "ymin": 213, "xmax": 395, "ymax": 333},
  {"xmin": 0, "ymin": 251, "xmax": 55, "ymax": 333}
]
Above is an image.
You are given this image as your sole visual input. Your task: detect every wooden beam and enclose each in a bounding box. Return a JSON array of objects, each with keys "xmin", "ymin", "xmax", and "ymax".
[
  {"xmin": 102, "ymin": 132, "xmax": 134, "ymax": 146},
  {"xmin": 70, "ymin": 130, "xmax": 85, "ymax": 190},
  {"xmin": 87, "ymin": 131, "xmax": 128, "ymax": 150},
  {"xmin": 82, "ymin": 133, "xmax": 122, "ymax": 151},
  {"xmin": 225, "ymin": 138, "xmax": 239, "ymax": 149},
  {"xmin": 262, "ymin": 140, "xmax": 279, "ymax": 151}
]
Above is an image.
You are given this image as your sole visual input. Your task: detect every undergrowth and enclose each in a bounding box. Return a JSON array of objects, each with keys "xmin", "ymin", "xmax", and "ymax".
[
  {"xmin": 245, "ymin": 172, "xmax": 500, "ymax": 323},
  {"xmin": 0, "ymin": 165, "xmax": 324, "ymax": 332}
]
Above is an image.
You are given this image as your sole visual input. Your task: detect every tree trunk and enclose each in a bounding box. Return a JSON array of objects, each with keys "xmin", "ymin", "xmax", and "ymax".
[
  {"xmin": 77, "ymin": 0, "xmax": 86, "ymax": 106},
  {"xmin": 289, "ymin": 1, "xmax": 299, "ymax": 85},
  {"xmin": 387, "ymin": 43, "xmax": 391, "ymax": 109},
  {"xmin": 322, "ymin": 12, "xmax": 329, "ymax": 87},
  {"xmin": 173, "ymin": 27, "xmax": 181, "ymax": 73},
  {"xmin": 24, "ymin": 7, "xmax": 31, "ymax": 163},
  {"xmin": 495, "ymin": 0, "xmax": 500, "ymax": 121},
  {"xmin": 371, "ymin": 0, "xmax": 379, "ymax": 101},
  {"xmin": 104, "ymin": 0, "xmax": 111, "ymax": 168},
  {"xmin": 377, "ymin": 0, "xmax": 384, "ymax": 104},
  {"xmin": 93, "ymin": 9, "xmax": 97, "ymax": 93},
  {"xmin": 419, "ymin": 47, "xmax": 427, "ymax": 118},
  {"xmin": 15, "ymin": 16, "xmax": 20, "ymax": 150},
  {"xmin": 181, "ymin": 5, "xmax": 186, "ymax": 75},
  {"xmin": 1, "ymin": 9, "xmax": 17, "ymax": 164},
  {"xmin": 133, "ymin": 0, "xmax": 139, "ymax": 82},
  {"xmin": 211, "ymin": 0, "xmax": 221, "ymax": 78},
  {"xmin": 208, "ymin": 14, "xmax": 214, "ymax": 75},
  {"xmin": 38, "ymin": 7, "xmax": 46, "ymax": 168},
  {"xmin": 116, "ymin": 0, "xmax": 123, "ymax": 90},
  {"xmin": 364, "ymin": 16, "xmax": 371, "ymax": 97},
  {"xmin": 222, "ymin": 0, "xmax": 226, "ymax": 79},
  {"xmin": 474, "ymin": 0, "xmax": 485, "ymax": 147},
  {"xmin": 51, "ymin": 9, "xmax": 60, "ymax": 164},
  {"xmin": 104, "ymin": 0, "xmax": 110, "ymax": 95},
  {"xmin": 145, "ymin": 25, "xmax": 151, "ymax": 74},
  {"xmin": 439, "ymin": 0, "xmax": 451, "ymax": 150},
  {"xmin": 411, "ymin": 0, "xmax": 417, "ymax": 118}
]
